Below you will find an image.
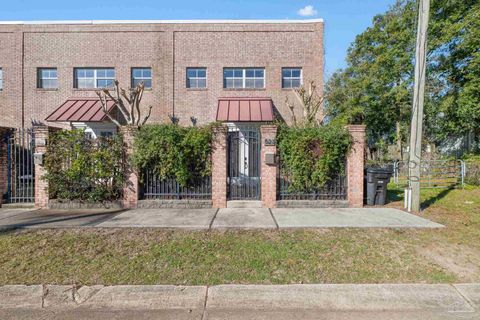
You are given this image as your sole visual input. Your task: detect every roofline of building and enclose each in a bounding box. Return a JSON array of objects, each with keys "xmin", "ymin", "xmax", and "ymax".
[{"xmin": 0, "ymin": 19, "xmax": 324, "ymax": 25}]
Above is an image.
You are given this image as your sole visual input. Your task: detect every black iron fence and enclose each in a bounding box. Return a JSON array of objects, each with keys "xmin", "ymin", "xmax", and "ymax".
[
  {"xmin": 142, "ymin": 169, "xmax": 211, "ymax": 200},
  {"xmin": 278, "ymin": 174, "xmax": 348, "ymax": 200},
  {"xmin": 5, "ymin": 129, "xmax": 35, "ymax": 204}
]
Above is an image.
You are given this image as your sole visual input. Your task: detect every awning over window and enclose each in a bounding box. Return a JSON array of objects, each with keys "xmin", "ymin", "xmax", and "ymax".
[
  {"xmin": 216, "ymin": 97, "xmax": 274, "ymax": 122},
  {"xmin": 45, "ymin": 98, "xmax": 116, "ymax": 122}
]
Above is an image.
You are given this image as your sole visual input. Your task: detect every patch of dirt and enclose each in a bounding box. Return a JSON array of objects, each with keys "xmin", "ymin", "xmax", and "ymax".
[{"xmin": 416, "ymin": 243, "xmax": 480, "ymax": 282}]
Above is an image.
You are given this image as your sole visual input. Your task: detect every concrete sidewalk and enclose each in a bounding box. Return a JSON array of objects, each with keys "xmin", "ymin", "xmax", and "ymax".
[
  {"xmin": 0, "ymin": 284, "xmax": 478, "ymax": 319},
  {"xmin": 0, "ymin": 207, "xmax": 443, "ymax": 230},
  {"xmin": 98, "ymin": 207, "xmax": 443, "ymax": 229}
]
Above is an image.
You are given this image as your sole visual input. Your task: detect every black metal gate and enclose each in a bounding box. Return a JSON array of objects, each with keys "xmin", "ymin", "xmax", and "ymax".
[
  {"xmin": 5, "ymin": 129, "xmax": 35, "ymax": 204},
  {"xmin": 227, "ymin": 127, "xmax": 261, "ymax": 200}
]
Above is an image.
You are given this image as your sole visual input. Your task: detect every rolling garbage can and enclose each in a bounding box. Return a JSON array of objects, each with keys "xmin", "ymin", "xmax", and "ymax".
[{"xmin": 366, "ymin": 168, "xmax": 392, "ymax": 205}]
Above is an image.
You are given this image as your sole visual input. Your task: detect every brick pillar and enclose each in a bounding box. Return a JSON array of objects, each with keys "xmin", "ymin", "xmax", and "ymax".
[
  {"xmin": 120, "ymin": 126, "xmax": 139, "ymax": 209},
  {"xmin": 0, "ymin": 128, "xmax": 10, "ymax": 208},
  {"xmin": 33, "ymin": 126, "xmax": 49, "ymax": 209},
  {"xmin": 212, "ymin": 125, "xmax": 228, "ymax": 208},
  {"xmin": 261, "ymin": 125, "xmax": 278, "ymax": 208},
  {"xmin": 347, "ymin": 125, "xmax": 366, "ymax": 207}
]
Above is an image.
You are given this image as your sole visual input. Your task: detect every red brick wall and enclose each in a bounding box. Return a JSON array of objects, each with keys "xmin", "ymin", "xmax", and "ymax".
[
  {"xmin": 0, "ymin": 127, "xmax": 12, "ymax": 207},
  {"xmin": 211, "ymin": 125, "xmax": 228, "ymax": 208},
  {"xmin": 347, "ymin": 125, "xmax": 366, "ymax": 207},
  {"xmin": 0, "ymin": 21, "xmax": 324, "ymax": 128},
  {"xmin": 260, "ymin": 125, "xmax": 278, "ymax": 208},
  {"xmin": 33, "ymin": 125, "xmax": 49, "ymax": 208}
]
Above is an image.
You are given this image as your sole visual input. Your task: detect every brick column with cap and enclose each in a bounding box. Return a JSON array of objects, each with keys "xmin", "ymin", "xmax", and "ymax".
[
  {"xmin": 0, "ymin": 128, "xmax": 11, "ymax": 208},
  {"xmin": 120, "ymin": 126, "xmax": 139, "ymax": 209},
  {"xmin": 33, "ymin": 125, "xmax": 49, "ymax": 209},
  {"xmin": 261, "ymin": 125, "xmax": 278, "ymax": 208},
  {"xmin": 347, "ymin": 125, "xmax": 366, "ymax": 207},
  {"xmin": 211, "ymin": 125, "xmax": 228, "ymax": 208}
]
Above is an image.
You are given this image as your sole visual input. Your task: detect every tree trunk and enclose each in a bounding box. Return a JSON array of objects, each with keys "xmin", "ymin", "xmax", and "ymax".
[{"xmin": 396, "ymin": 121, "xmax": 403, "ymax": 161}]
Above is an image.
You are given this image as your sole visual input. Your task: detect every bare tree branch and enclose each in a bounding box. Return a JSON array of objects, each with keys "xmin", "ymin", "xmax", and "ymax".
[{"xmin": 96, "ymin": 90, "xmax": 122, "ymax": 127}]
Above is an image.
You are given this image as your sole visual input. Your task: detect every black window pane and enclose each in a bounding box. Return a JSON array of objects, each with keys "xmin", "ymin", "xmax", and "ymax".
[
  {"xmin": 197, "ymin": 69, "xmax": 206, "ymax": 78},
  {"xmin": 292, "ymin": 69, "xmax": 301, "ymax": 77},
  {"xmin": 245, "ymin": 69, "xmax": 255, "ymax": 77},
  {"xmin": 143, "ymin": 79, "xmax": 152, "ymax": 88}
]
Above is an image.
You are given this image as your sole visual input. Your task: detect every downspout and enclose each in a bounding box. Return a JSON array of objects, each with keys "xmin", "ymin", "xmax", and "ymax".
[{"xmin": 172, "ymin": 31, "xmax": 175, "ymax": 118}]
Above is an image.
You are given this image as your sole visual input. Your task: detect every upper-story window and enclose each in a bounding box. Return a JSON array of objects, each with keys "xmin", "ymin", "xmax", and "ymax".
[
  {"xmin": 0, "ymin": 68, "xmax": 3, "ymax": 90},
  {"xmin": 186, "ymin": 68, "xmax": 207, "ymax": 89},
  {"xmin": 37, "ymin": 68, "xmax": 58, "ymax": 89},
  {"xmin": 224, "ymin": 68, "xmax": 265, "ymax": 89},
  {"xmin": 74, "ymin": 68, "xmax": 115, "ymax": 89},
  {"xmin": 282, "ymin": 68, "xmax": 302, "ymax": 88},
  {"xmin": 131, "ymin": 68, "xmax": 152, "ymax": 89}
]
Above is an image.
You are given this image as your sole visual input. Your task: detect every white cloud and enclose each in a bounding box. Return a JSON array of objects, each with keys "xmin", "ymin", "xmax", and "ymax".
[{"xmin": 297, "ymin": 5, "xmax": 318, "ymax": 17}]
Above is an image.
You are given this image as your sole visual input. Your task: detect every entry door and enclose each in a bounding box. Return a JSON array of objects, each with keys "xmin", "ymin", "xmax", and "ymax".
[{"xmin": 227, "ymin": 127, "xmax": 261, "ymax": 200}]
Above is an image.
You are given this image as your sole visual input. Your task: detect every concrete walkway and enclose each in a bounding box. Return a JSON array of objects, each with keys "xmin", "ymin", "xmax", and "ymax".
[
  {"xmin": 0, "ymin": 284, "xmax": 478, "ymax": 319},
  {"xmin": 97, "ymin": 207, "xmax": 443, "ymax": 229},
  {"xmin": 0, "ymin": 207, "xmax": 443, "ymax": 230}
]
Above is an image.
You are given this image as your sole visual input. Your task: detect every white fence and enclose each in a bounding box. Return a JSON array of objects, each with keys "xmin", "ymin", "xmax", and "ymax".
[{"xmin": 393, "ymin": 160, "xmax": 465, "ymax": 188}]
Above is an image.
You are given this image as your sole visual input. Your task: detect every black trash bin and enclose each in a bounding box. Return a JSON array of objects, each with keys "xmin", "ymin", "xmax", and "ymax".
[{"xmin": 366, "ymin": 168, "xmax": 392, "ymax": 205}]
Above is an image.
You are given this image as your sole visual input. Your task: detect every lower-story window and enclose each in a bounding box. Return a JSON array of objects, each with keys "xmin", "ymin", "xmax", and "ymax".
[{"xmin": 74, "ymin": 68, "xmax": 115, "ymax": 89}]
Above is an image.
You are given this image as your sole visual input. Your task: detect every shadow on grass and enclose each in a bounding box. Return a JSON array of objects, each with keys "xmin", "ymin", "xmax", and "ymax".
[
  {"xmin": 420, "ymin": 187, "xmax": 453, "ymax": 211},
  {"xmin": 387, "ymin": 188, "xmax": 404, "ymax": 202}
]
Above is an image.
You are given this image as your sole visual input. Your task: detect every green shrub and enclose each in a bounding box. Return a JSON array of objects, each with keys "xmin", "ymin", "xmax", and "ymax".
[
  {"xmin": 277, "ymin": 123, "xmax": 352, "ymax": 192},
  {"xmin": 131, "ymin": 124, "xmax": 214, "ymax": 186},
  {"xmin": 463, "ymin": 154, "xmax": 480, "ymax": 186},
  {"xmin": 44, "ymin": 130, "xmax": 126, "ymax": 202}
]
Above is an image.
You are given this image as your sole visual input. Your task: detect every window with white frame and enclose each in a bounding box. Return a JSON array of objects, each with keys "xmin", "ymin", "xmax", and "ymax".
[
  {"xmin": 131, "ymin": 67, "xmax": 152, "ymax": 88},
  {"xmin": 37, "ymin": 68, "xmax": 58, "ymax": 89},
  {"xmin": 186, "ymin": 68, "xmax": 207, "ymax": 88},
  {"xmin": 224, "ymin": 68, "xmax": 265, "ymax": 89},
  {"xmin": 0, "ymin": 68, "xmax": 3, "ymax": 90},
  {"xmin": 74, "ymin": 68, "xmax": 115, "ymax": 89},
  {"xmin": 282, "ymin": 68, "xmax": 302, "ymax": 88}
]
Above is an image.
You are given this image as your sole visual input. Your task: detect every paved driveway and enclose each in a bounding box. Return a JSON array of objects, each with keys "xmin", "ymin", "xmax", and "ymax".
[{"xmin": 0, "ymin": 208, "xmax": 124, "ymax": 230}]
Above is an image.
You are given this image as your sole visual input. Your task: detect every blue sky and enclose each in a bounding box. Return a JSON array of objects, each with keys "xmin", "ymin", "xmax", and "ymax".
[{"xmin": 0, "ymin": 0, "xmax": 395, "ymax": 76}]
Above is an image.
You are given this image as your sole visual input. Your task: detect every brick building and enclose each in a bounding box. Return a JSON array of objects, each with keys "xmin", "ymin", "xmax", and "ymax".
[
  {"xmin": 0, "ymin": 19, "xmax": 324, "ymax": 131},
  {"xmin": 0, "ymin": 19, "xmax": 366, "ymax": 209}
]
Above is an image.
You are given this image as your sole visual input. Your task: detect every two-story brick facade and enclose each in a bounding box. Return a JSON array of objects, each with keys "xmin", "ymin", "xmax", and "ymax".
[{"xmin": 0, "ymin": 19, "xmax": 324, "ymax": 130}]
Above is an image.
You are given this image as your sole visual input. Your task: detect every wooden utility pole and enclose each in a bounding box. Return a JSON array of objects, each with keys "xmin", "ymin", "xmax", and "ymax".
[{"xmin": 408, "ymin": 0, "xmax": 430, "ymax": 212}]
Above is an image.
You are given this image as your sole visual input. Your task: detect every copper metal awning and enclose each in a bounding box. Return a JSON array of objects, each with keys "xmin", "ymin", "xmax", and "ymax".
[
  {"xmin": 45, "ymin": 97, "xmax": 116, "ymax": 122},
  {"xmin": 216, "ymin": 97, "xmax": 274, "ymax": 122}
]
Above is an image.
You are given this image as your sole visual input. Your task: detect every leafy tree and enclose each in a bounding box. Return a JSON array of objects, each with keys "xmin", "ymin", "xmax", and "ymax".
[{"xmin": 326, "ymin": 0, "xmax": 480, "ymax": 156}]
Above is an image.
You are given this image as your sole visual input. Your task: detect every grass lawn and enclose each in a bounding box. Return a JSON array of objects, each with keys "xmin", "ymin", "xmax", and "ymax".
[{"xmin": 0, "ymin": 187, "xmax": 479, "ymax": 285}]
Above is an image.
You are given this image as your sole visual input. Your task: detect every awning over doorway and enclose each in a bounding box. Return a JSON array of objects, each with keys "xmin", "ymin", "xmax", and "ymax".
[
  {"xmin": 46, "ymin": 97, "xmax": 116, "ymax": 122},
  {"xmin": 216, "ymin": 97, "xmax": 274, "ymax": 122}
]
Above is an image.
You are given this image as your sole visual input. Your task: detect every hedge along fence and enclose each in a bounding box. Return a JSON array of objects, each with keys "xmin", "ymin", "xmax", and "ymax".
[
  {"xmin": 44, "ymin": 130, "xmax": 126, "ymax": 202},
  {"xmin": 277, "ymin": 123, "xmax": 352, "ymax": 194},
  {"xmin": 131, "ymin": 124, "xmax": 214, "ymax": 199}
]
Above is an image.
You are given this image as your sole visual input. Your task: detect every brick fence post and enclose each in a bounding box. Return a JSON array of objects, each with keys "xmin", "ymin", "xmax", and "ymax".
[
  {"xmin": 120, "ymin": 126, "xmax": 139, "ymax": 209},
  {"xmin": 0, "ymin": 128, "xmax": 10, "ymax": 208},
  {"xmin": 261, "ymin": 125, "xmax": 278, "ymax": 208},
  {"xmin": 347, "ymin": 125, "xmax": 366, "ymax": 207},
  {"xmin": 212, "ymin": 125, "xmax": 228, "ymax": 208},
  {"xmin": 33, "ymin": 125, "xmax": 49, "ymax": 209}
]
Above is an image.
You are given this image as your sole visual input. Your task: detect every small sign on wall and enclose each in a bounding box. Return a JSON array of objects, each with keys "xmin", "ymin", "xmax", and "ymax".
[{"xmin": 264, "ymin": 138, "xmax": 276, "ymax": 146}]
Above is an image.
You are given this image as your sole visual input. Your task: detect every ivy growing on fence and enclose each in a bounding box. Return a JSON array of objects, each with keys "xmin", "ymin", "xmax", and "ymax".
[
  {"xmin": 44, "ymin": 130, "xmax": 126, "ymax": 202},
  {"xmin": 277, "ymin": 123, "xmax": 352, "ymax": 192},
  {"xmin": 131, "ymin": 123, "xmax": 214, "ymax": 186}
]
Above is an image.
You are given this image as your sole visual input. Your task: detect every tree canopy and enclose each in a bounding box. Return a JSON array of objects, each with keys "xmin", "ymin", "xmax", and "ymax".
[{"xmin": 325, "ymin": 0, "xmax": 480, "ymax": 155}]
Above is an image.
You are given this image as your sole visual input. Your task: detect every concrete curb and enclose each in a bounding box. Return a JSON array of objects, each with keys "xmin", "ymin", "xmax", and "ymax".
[{"xmin": 0, "ymin": 284, "xmax": 478, "ymax": 314}]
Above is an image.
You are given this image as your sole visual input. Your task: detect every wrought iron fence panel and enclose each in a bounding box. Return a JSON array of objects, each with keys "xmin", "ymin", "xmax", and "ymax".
[
  {"xmin": 142, "ymin": 170, "xmax": 211, "ymax": 200},
  {"xmin": 278, "ymin": 174, "xmax": 348, "ymax": 200},
  {"xmin": 5, "ymin": 129, "xmax": 35, "ymax": 203}
]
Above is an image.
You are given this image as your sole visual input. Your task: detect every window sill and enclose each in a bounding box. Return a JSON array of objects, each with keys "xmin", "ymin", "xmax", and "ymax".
[
  {"xmin": 186, "ymin": 88, "xmax": 208, "ymax": 91},
  {"xmin": 282, "ymin": 88, "xmax": 301, "ymax": 91},
  {"xmin": 36, "ymin": 88, "xmax": 58, "ymax": 92},
  {"xmin": 129, "ymin": 88, "xmax": 153, "ymax": 91},
  {"xmin": 73, "ymin": 88, "xmax": 114, "ymax": 91},
  {"xmin": 223, "ymin": 88, "xmax": 266, "ymax": 91}
]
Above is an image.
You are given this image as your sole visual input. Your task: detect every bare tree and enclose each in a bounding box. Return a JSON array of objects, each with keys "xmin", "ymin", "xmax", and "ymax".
[
  {"xmin": 285, "ymin": 81, "xmax": 325, "ymax": 127},
  {"xmin": 96, "ymin": 80, "xmax": 152, "ymax": 127}
]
